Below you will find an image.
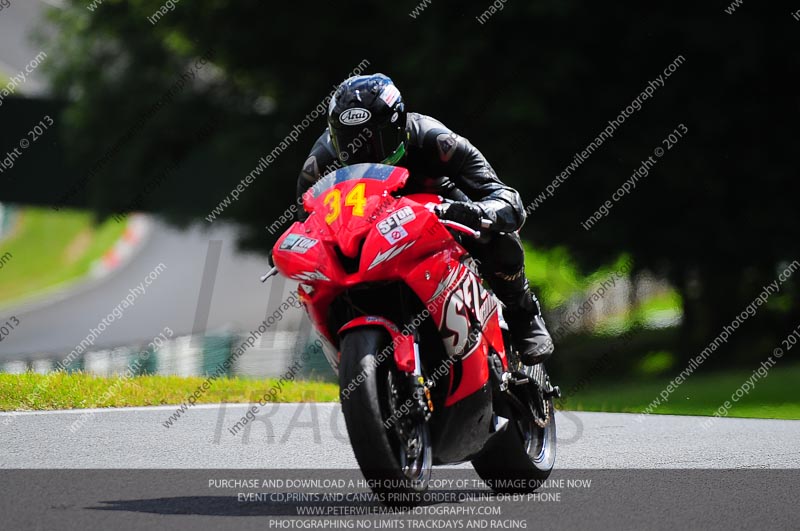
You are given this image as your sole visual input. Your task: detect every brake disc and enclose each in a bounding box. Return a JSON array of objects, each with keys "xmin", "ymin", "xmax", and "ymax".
[{"xmin": 529, "ymin": 364, "xmax": 552, "ymax": 429}]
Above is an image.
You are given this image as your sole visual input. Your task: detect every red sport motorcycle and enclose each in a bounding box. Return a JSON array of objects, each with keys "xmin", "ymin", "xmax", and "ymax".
[{"xmin": 266, "ymin": 163, "xmax": 559, "ymax": 497}]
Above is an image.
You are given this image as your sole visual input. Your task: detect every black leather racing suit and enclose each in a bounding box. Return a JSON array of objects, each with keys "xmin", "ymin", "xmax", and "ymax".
[{"xmin": 296, "ymin": 112, "xmax": 553, "ymax": 362}]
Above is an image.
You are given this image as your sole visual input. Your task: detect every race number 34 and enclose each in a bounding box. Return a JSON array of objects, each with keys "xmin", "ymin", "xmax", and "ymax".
[{"xmin": 324, "ymin": 183, "xmax": 366, "ymax": 224}]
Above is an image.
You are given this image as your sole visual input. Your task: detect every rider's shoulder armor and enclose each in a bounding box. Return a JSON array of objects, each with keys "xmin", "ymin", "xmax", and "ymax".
[{"xmin": 406, "ymin": 113, "xmax": 469, "ymax": 174}]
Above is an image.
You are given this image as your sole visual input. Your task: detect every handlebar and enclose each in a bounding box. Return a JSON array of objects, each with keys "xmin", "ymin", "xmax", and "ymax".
[{"xmin": 429, "ymin": 199, "xmax": 491, "ymax": 239}]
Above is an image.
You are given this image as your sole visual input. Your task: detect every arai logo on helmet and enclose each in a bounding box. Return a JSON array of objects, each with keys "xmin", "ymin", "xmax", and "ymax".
[{"xmin": 339, "ymin": 108, "xmax": 371, "ymax": 126}]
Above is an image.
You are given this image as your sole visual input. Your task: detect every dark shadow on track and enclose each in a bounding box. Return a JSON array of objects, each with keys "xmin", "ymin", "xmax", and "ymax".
[{"xmin": 89, "ymin": 489, "xmax": 491, "ymax": 517}]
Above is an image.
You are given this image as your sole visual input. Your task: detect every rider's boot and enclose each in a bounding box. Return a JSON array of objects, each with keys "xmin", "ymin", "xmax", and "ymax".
[{"xmin": 493, "ymin": 269, "xmax": 554, "ymax": 366}]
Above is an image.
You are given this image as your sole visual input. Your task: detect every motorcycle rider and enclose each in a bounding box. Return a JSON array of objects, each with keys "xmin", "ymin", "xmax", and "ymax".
[{"xmin": 296, "ymin": 74, "xmax": 553, "ymax": 365}]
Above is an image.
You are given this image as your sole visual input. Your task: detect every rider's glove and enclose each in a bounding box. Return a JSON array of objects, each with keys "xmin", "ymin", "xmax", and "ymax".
[{"xmin": 434, "ymin": 201, "xmax": 485, "ymax": 231}]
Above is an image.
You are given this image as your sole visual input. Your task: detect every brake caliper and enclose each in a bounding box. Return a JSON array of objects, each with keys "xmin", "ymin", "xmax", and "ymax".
[{"xmin": 412, "ymin": 375, "xmax": 433, "ymax": 422}]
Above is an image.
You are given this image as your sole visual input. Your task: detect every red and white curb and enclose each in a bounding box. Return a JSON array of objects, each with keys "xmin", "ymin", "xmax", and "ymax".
[{"xmin": 90, "ymin": 214, "xmax": 152, "ymax": 278}]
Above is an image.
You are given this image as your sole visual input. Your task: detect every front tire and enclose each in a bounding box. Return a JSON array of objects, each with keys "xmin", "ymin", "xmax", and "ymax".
[{"xmin": 339, "ymin": 328, "xmax": 432, "ymax": 502}]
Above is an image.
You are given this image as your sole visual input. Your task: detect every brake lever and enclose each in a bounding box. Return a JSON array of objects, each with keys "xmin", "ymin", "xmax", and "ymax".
[
  {"xmin": 438, "ymin": 219, "xmax": 481, "ymax": 239},
  {"xmin": 429, "ymin": 200, "xmax": 492, "ymax": 239}
]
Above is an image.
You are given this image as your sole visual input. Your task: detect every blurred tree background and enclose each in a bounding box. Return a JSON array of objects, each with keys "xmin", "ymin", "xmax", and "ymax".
[{"xmin": 3, "ymin": 0, "xmax": 798, "ymax": 378}]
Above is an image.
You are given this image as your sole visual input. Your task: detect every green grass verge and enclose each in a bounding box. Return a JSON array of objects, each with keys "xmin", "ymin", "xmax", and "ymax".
[
  {"xmin": 523, "ymin": 243, "xmax": 587, "ymax": 308},
  {"xmin": 564, "ymin": 362, "xmax": 800, "ymax": 420},
  {"xmin": 0, "ymin": 372, "xmax": 340, "ymax": 411},
  {"xmin": 0, "ymin": 207, "xmax": 127, "ymax": 305},
  {"xmin": 523, "ymin": 243, "xmax": 683, "ymax": 332},
  {"xmin": 4, "ymin": 364, "xmax": 797, "ymax": 420}
]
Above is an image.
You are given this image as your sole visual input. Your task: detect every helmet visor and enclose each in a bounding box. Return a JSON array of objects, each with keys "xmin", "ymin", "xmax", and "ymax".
[{"xmin": 331, "ymin": 123, "xmax": 405, "ymax": 165}]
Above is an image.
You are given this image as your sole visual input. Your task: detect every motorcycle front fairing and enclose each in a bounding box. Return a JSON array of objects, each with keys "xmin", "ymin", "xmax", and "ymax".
[
  {"xmin": 273, "ymin": 164, "xmax": 412, "ymax": 370},
  {"xmin": 275, "ymin": 164, "xmax": 428, "ymax": 324},
  {"xmin": 272, "ymin": 164, "xmax": 507, "ymax": 392}
]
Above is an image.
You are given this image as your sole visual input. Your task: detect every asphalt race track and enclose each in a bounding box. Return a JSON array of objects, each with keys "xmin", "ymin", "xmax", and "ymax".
[
  {"xmin": 2, "ymin": 406, "xmax": 799, "ymax": 469},
  {"xmin": 1, "ymin": 407, "xmax": 798, "ymax": 530}
]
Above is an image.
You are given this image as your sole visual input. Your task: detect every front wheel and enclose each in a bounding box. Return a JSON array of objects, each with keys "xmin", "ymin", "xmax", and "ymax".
[
  {"xmin": 471, "ymin": 363, "xmax": 557, "ymax": 493},
  {"xmin": 338, "ymin": 328, "xmax": 432, "ymax": 502}
]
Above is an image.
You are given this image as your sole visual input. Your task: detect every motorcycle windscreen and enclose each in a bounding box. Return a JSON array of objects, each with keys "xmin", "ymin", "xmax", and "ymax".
[
  {"xmin": 303, "ymin": 164, "xmax": 410, "ymax": 257},
  {"xmin": 303, "ymin": 163, "xmax": 408, "ymax": 211}
]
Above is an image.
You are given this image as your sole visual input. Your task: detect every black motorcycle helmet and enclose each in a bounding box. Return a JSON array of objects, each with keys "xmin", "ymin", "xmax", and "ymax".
[{"xmin": 328, "ymin": 74, "xmax": 407, "ymax": 165}]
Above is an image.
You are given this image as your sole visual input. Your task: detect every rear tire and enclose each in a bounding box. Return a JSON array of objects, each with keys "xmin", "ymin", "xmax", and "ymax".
[
  {"xmin": 339, "ymin": 328, "xmax": 432, "ymax": 504},
  {"xmin": 471, "ymin": 364, "xmax": 557, "ymax": 493}
]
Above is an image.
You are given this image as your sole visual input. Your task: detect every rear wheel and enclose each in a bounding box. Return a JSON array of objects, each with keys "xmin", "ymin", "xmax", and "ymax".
[
  {"xmin": 471, "ymin": 363, "xmax": 557, "ymax": 493},
  {"xmin": 339, "ymin": 328, "xmax": 432, "ymax": 503}
]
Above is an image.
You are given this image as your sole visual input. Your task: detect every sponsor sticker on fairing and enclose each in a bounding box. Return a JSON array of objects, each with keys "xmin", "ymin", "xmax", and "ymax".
[
  {"xmin": 384, "ymin": 226, "xmax": 408, "ymax": 244},
  {"xmin": 280, "ymin": 234, "xmax": 319, "ymax": 254},
  {"xmin": 293, "ymin": 270, "xmax": 330, "ymax": 282},
  {"xmin": 378, "ymin": 207, "xmax": 415, "ymax": 233},
  {"xmin": 377, "ymin": 207, "xmax": 416, "ymax": 243},
  {"xmin": 367, "ymin": 241, "xmax": 416, "ymax": 270}
]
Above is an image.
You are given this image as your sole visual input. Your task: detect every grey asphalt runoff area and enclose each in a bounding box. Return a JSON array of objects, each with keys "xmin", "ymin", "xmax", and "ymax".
[
  {"xmin": 2, "ymin": 407, "xmax": 799, "ymax": 529},
  {"xmin": 2, "ymin": 406, "xmax": 800, "ymax": 469}
]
